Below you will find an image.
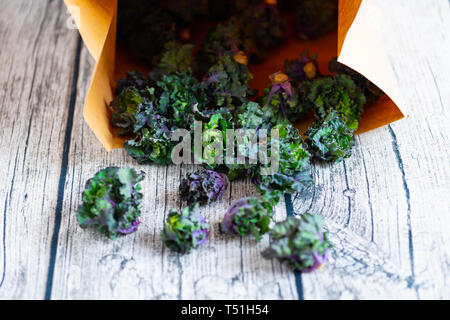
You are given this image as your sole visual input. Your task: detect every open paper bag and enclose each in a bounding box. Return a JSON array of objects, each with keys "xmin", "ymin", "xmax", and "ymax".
[{"xmin": 65, "ymin": 0, "xmax": 407, "ymax": 150}]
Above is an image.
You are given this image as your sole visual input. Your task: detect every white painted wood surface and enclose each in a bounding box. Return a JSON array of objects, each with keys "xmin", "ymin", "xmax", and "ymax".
[{"xmin": 0, "ymin": 0, "xmax": 449, "ymax": 299}]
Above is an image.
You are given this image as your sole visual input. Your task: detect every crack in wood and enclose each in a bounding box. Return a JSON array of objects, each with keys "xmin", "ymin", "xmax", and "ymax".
[{"xmin": 44, "ymin": 35, "xmax": 82, "ymax": 300}]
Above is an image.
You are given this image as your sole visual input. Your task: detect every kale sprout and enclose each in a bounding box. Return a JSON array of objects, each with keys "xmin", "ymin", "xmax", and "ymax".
[
  {"xmin": 162, "ymin": 204, "xmax": 211, "ymax": 253},
  {"xmin": 149, "ymin": 42, "xmax": 197, "ymax": 82},
  {"xmin": 221, "ymin": 197, "xmax": 273, "ymax": 241},
  {"xmin": 110, "ymin": 87, "xmax": 148, "ymax": 136},
  {"xmin": 235, "ymin": 101, "xmax": 267, "ymax": 129},
  {"xmin": 112, "ymin": 72, "xmax": 197, "ymax": 164},
  {"xmin": 198, "ymin": 112, "xmax": 235, "ymax": 168},
  {"xmin": 294, "ymin": 0, "xmax": 338, "ymax": 41},
  {"xmin": 124, "ymin": 113, "xmax": 174, "ymax": 164},
  {"xmin": 156, "ymin": 71, "xmax": 204, "ymax": 128},
  {"xmin": 306, "ymin": 111, "xmax": 355, "ymax": 163},
  {"xmin": 202, "ymin": 54, "xmax": 253, "ymax": 108},
  {"xmin": 76, "ymin": 167, "xmax": 145, "ymax": 240},
  {"xmin": 262, "ymin": 72, "xmax": 309, "ymax": 124},
  {"xmin": 197, "ymin": 22, "xmax": 246, "ymax": 73},
  {"xmin": 329, "ymin": 57, "xmax": 385, "ymax": 104},
  {"xmin": 284, "ymin": 51, "xmax": 320, "ymax": 83},
  {"xmin": 262, "ymin": 214, "xmax": 331, "ymax": 272},
  {"xmin": 180, "ymin": 170, "xmax": 229, "ymax": 205},
  {"xmin": 255, "ymin": 124, "xmax": 312, "ymax": 197},
  {"xmin": 115, "ymin": 70, "xmax": 151, "ymax": 96},
  {"xmin": 308, "ymin": 74, "xmax": 366, "ymax": 131}
]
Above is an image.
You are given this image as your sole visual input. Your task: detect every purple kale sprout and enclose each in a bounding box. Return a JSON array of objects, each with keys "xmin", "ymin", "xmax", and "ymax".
[
  {"xmin": 162, "ymin": 204, "xmax": 211, "ymax": 254},
  {"xmin": 221, "ymin": 197, "xmax": 273, "ymax": 241},
  {"xmin": 221, "ymin": 197, "xmax": 251, "ymax": 235},
  {"xmin": 262, "ymin": 214, "xmax": 332, "ymax": 272},
  {"xmin": 76, "ymin": 167, "xmax": 145, "ymax": 240},
  {"xmin": 180, "ymin": 170, "xmax": 229, "ymax": 205}
]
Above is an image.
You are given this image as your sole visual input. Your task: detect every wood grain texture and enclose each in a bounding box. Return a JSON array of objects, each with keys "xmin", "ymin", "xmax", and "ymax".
[
  {"xmin": 0, "ymin": 0, "xmax": 449, "ymax": 300},
  {"xmin": 0, "ymin": 0, "xmax": 80, "ymax": 299}
]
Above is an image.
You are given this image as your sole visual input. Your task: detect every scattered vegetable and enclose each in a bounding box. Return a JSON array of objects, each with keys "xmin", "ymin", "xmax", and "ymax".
[
  {"xmin": 262, "ymin": 214, "xmax": 332, "ymax": 272},
  {"xmin": 308, "ymin": 74, "xmax": 366, "ymax": 131},
  {"xmin": 76, "ymin": 167, "xmax": 145, "ymax": 240},
  {"xmin": 221, "ymin": 197, "xmax": 273, "ymax": 241},
  {"xmin": 162, "ymin": 204, "xmax": 211, "ymax": 253},
  {"xmin": 306, "ymin": 111, "xmax": 355, "ymax": 163},
  {"xmin": 149, "ymin": 42, "xmax": 197, "ymax": 81},
  {"xmin": 180, "ymin": 169, "xmax": 229, "ymax": 205}
]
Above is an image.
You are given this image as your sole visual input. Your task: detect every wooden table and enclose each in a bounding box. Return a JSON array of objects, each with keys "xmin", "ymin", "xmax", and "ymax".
[{"xmin": 0, "ymin": 0, "xmax": 449, "ymax": 300}]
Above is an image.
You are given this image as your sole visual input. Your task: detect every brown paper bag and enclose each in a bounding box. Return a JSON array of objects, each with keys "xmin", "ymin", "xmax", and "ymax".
[{"xmin": 65, "ymin": 0, "xmax": 407, "ymax": 151}]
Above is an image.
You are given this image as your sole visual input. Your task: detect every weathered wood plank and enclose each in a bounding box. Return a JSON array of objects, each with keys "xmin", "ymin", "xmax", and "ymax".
[
  {"xmin": 377, "ymin": 0, "xmax": 450, "ymax": 299},
  {"xmin": 292, "ymin": 0, "xmax": 450, "ymax": 299},
  {"xmin": 48, "ymin": 45, "xmax": 298, "ymax": 300},
  {"xmin": 0, "ymin": 0, "xmax": 81, "ymax": 299}
]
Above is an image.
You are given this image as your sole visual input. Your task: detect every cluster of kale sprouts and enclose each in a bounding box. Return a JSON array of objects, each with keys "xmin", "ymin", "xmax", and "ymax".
[{"xmin": 76, "ymin": 0, "xmax": 383, "ymax": 272}]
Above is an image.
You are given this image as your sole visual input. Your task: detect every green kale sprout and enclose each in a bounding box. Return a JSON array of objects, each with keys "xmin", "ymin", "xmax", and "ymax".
[
  {"xmin": 124, "ymin": 113, "xmax": 175, "ymax": 165},
  {"xmin": 235, "ymin": 101, "xmax": 267, "ymax": 130},
  {"xmin": 329, "ymin": 57, "xmax": 385, "ymax": 104},
  {"xmin": 262, "ymin": 214, "xmax": 332, "ymax": 272},
  {"xmin": 221, "ymin": 197, "xmax": 273, "ymax": 241},
  {"xmin": 149, "ymin": 42, "xmax": 197, "ymax": 81},
  {"xmin": 76, "ymin": 167, "xmax": 145, "ymax": 240},
  {"xmin": 110, "ymin": 87, "xmax": 148, "ymax": 135},
  {"xmin": 162, "ymin": 204, "xmax": 211, "ymax": 253},
  {"xmin": 308, "ymin": 74, "xmax": 366, "ymax": 131},
  {"xmin": 201, "ymin": 54, "xmax": 253, "ymax": 109},
  {"xmin": 255, "ymin": 123, "xmax": 313, "ymax": 197},
  {"xmin": 180, "ymin": 169, "xmax": 229, "ymax": 205},
  {"xmin": 306, "ymin": 111, "xmax": 355, "ymax": 163},
  {"xmin": 198, "ymin": 112, "xmax": 235, "ymax": 169},
  {"xmin": 156, "ymin": 71, "xmax": 204, "ymax": 128}
]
